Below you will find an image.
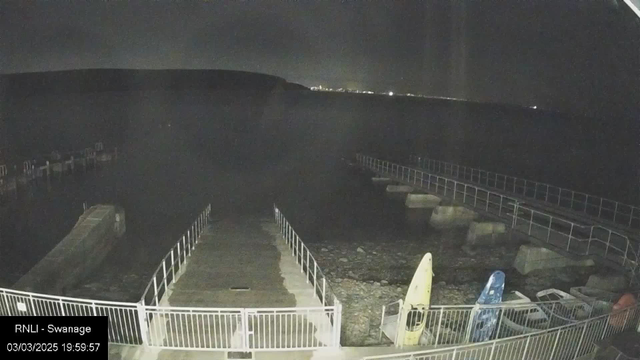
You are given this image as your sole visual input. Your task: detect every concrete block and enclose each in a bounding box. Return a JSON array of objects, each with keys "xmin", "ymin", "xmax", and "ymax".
[
  {"xmin": 404, "ymin": 194, "xmax": 441, "ymax": 209},
  {"xmin": 513, "ymin": 244, "xmax": 595, "ymax": 275},
  {"xmin": 386, "ymin": 185, "xmax": 414, "ymax": 193},
  {"xmin": 466, "ymin": 222, "xmax": 507, "ymax": 246},
  {"xmin": 372, "ymin": 177, "xmax": 393, "ymax": 185},
  {"xmin": 51, "ymin": 162, "xmax": 64, "ymax": 173},
  {"xmin": 97, "ymin": 153, "xmax": 113, "ymax": 162},
  {"xmin": 429, "ymin": 206, "xmax": 478, "ymax": 228},
  {"xmin": 13, "ymin": 204, "xmax": 126, "ymax": 295},
  {"xmin": 586, "ymin": 274, "xmax": 628, "ymax": 293}
]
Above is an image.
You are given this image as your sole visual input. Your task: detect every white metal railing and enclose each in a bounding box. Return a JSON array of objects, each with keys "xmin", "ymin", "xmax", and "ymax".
[
  {"xmin": 0, "ymin": 286, "xmax": 143, "ymax": 345},
  {"xmin": 273, "ymin": 204, "xmax": 342, "ymax": 346},
  {"xmin": 1, "ymin": 204, "xmax": 342, "ymax": 351},
  {"xmin": 0, "ymin": 164, "xmax": 7, "ymax": 178},
  {"xmin": 512, "ymin": 203, "xmax": 639, "ymax": 280},
  {"xmin": 410, "ymin": 155, "xmax": 640, "ymax": 232},
  {"xmin": 364, "ymin": 303, "xmax": 640, "ymax": 360},
  {"xmin": 380, "ymin": 297, "xmax": 611, "ymax": 348},
  {"xmin": 136, "ymin": 205, "xmax": 341, "ymax": 351},
  {"xmin": 274, "ymin": 204, "xmax": 339, "ymax": 309},
  {"xmin": 357, "ymin": 154, "xmax": 639, "ymax": 282},
  {"xmin": 141, "ymin": 204, "xmax": 212, "ymax": 306},
  {"xmin": 143, "ymin": 305, "xmax": 340, "ymax": 351}
]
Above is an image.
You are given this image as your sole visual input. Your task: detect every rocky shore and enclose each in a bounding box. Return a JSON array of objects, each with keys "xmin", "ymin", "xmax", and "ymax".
[{"xmin": 306, "ymin": 233, "xmax": 598, "ymax": 346}]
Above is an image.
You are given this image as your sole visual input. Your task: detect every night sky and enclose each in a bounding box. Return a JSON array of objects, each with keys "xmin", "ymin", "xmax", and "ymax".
[{"xmin": 1, "ymin": 1, "xmax": 639, "ymax": 119}]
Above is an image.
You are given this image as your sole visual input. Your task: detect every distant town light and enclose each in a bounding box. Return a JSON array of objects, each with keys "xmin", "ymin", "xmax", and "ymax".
[
  {"xmin": 531, "ymin": 105, "xmax": 537, "ymax": 109},
  {"xmin": 388, "ymin": 91, "xmax": 394, "ymax": 96}
]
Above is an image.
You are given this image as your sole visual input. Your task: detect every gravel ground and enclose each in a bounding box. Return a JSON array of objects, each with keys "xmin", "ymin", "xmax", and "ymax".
[{"xmin": 306, "ymin": 233, "xmax": 598, "ymax": 346}]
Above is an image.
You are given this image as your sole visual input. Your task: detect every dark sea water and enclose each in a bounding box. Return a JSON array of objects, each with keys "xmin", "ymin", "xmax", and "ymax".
[
  {"xmin": 1, "ymin": 87, "xmax": 634, "ymax": 302},
  {"xmin": 0, "ymin": 154, "xmax": 593, "ymax": 303}
]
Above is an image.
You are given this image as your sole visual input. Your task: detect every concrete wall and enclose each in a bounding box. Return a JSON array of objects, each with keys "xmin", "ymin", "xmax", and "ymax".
[
  {"xmin": 513, "ymin": 244, "xmax": 595, "ymax": 275},
  {"xmin": 466, "ymin": 221, "xmax": 508, "ymax": 246},
  {"xmin": 429, "ymin": 206, "xmax": 478, "ymax": 228},
  {"xmin": 13, "ymin": 204, "xmax": 125, "ymax": 295}
]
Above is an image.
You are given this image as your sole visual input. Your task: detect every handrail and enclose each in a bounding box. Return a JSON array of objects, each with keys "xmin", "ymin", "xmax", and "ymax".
[
  {"xmin": 410, "ymin": 155, "xmax": 640, "ymax": 232},
  {"xmin": 380, "ymin": 296, "xmax": 611, "ymax": 348},
  {"xmin": 273, "ymin": 204, "xmax": 340, "ymax": 309},
  {"xmin": 1, "ymin": 203, "xmax": 342, "ymax": 351},
  {"xmin": 140, "ymin": 204, "xmax": 212, "ymax": 306},
  {"xmin": 363, "ymin": 303, "xmax": 640, "ymax": 360},
  {"xmin": 357, "ymin": 154, "xmax": 639, "ymax": 285}
]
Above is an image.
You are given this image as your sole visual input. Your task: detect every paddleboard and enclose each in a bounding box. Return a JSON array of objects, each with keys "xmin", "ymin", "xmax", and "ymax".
[
  {"xmin": 398, "ymin": 252, "xmax": 433, "ymax": 346},
  {"xmin": 469, "ymin": 270, "xmax": 505, "ymax": 343}
]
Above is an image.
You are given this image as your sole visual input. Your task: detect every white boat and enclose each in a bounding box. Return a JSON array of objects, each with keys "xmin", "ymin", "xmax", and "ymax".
[
  {"xmin": 499, "ymin": 291, "xmax": 550, "ymax": 336},
  {"xmin": 569, "ymin": 286, "xmax": 617, "ymax": 316},
  {"xmin": 536, "ymin": 288, "xmax": 593, "ymax": 323}
]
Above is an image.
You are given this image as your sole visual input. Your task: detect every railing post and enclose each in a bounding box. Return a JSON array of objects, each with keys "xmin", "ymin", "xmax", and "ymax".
[
  {"xmin": 545, "ymin": 184, "xmax": 549, "ymax": 202},
  {"xmin": 573, "ymin": 322, "xmax": 588, "ymax": 359},
  {"xmin": 622, "ymin": 306, "xmax": 630, "ymax": 330},
  {"xmin": 58, "ymin": 298, "xmax": 65, "ymax": 316},
  {"xmin": 584, "ymin": 195, "xmax": 589, "ymax": 213},
  {"xmin": 613, "ymin": 202, "xmax": 618, "ymax": 223},
  {"xmin": 464, "ymin": 305, "xmax": 479, "ymax": 343},
  {"xmin": 28, "ymin": 294, "xmax": 37, "ymax": 316},
  {"xmin": 152, "ymin": 277, "xmax": 158, "ymax": 306},
  {"xmin": 520, "ymin": 336, "xmax": 531, "ymax": 360},
  {"xmin": 170, "ymin": 249, "xmax": 175, "ymax": 281},
  {"xmin": 136, "ymin": 301, "xmax": 149, "ymax": 346},
  {"xmin": 1, "ymin": 291, "xmax": 11, "ymax": 315},
  {"xmin": 177, "ymin": 242, "xmax": 182, "ymax": 271},
  {"xmin": 434, "ymin": 307, "xmax": 444, "ymax": 345},
  {"xmin": 334, "ymin": 299, "xmax": 342, "ymax": 347},
  {"xmin": 548, "ymin": 330, "xmax": 561, "ymax": 360},
  {"xmin": 162, "ymin": 261, "xmax": 168, "ymax": 291},
  {"xmin": 601, "ymin": 313, "xmax": 610, "ymax": 339},
  {"xmin": 528, "ymin": 210, "xmax": 534, "ymax": 235},
  {"xmin": 598, "ymin": 198, "xmax": 603, "ymax": 218},
  {"xmin": 463, "ymin": 185, "xmax": 467, "ymax": 204},
  {"xmin": 322, "ymin": 278, "xmax": 326, "ymax": 306},
  {"xmin": 587, "ymin": 227, "xmax": 594, "ymax": 255},
  {"xmin": 313, "ymin": 262, "xmax": 318, "ymax": 298},
  {"xmin": 547, "ymin": 217, "xmax": 552, "ymax": 243},
  {"xmin": 604, "ymin": 231, "xmax": 612, "ymax": 258},
  {"xmin": 488, "ymin": 342, "xmax": 497, "ymax": 360},
  {"xmin": 305, "ymin": 251, "xmax": 310, "ymax": 282},
  {"xmin": 568, "ymin": 224, "xmax": 574, "ymax": 251}
]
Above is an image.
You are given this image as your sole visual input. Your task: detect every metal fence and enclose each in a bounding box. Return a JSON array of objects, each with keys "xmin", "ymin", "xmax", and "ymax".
[
  {"xmin": 143, "ymin": 305, "xmax": 340, "ymax": 351},
  {"xmin": 274, "ymin": 204, "xmax": 339, "ymax": 308},
  {"xmin": 356, "ymin": 154, "xmax": 639, "ymax": 283},
  {"xmin": 409, "ymin": 155, "xmax": 640, "ymax": 232},
  {"xmin": 136, "ymin": 205, "xmax": 342, "ymax": 351},
  {"xmin": 0, "ymin": 204, "xmax": 341, "ymax": 351},
  {"xmin": 380, "ymin": 297, "xmax": 612, "ymax": 348},
  {"xmin": 0, "ymin": 287, "xmax": 143, "ymax": 345},
  {"xmin": 141, "ymin": 204, "xmax": 212, "ymax": 306},
  {"xmin": 364, "ymin": 303, "xmax": 640, "ymax": 360}
]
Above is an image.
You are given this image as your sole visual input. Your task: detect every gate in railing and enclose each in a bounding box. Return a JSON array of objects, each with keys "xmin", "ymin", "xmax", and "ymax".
[
  {"xmin": 143, "ymin": 305, "xmax": 339, "ymax": 350},
  {"xmin": 137, "ymin": 204, "xmax": 342, "ymax": 351},
  {"xmin": 0, "ymin": 204, "xmax": 341, "ymax": 351}
]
